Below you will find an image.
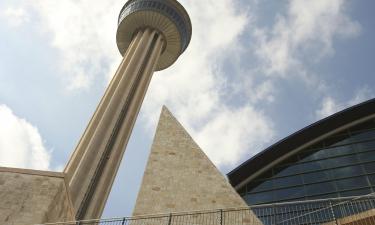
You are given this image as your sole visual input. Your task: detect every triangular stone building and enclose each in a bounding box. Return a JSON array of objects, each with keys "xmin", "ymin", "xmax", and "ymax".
[{"xmin": 133, "ymin": 106, "xmax": 260, "ymax": 224}]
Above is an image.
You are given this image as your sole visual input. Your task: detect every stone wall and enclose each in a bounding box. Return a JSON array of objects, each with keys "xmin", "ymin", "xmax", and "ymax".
[
  {"xmin": 0, "ymin": 168, "xmax": 75, "ymax": 225},
  {"xmin": 133, "ymin": 107, "xmax": 261, "ymax": 224}
]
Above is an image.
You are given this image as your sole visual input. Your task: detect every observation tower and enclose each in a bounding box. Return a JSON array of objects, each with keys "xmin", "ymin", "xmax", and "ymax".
[{"xmin": 64, "ymin": 0, "xmax": 192, "ymax": 220}]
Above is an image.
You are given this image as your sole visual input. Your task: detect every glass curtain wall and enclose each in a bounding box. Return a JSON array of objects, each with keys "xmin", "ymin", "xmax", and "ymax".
[{"xmin": 241, "ymin": 119, "xmax": 375, "ymax": 205}]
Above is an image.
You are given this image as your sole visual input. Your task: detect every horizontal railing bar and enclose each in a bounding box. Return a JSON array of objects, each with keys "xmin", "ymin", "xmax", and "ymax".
[{"xmin": 37, "ymin": 193, "xmax": 375, "ymax": 225}]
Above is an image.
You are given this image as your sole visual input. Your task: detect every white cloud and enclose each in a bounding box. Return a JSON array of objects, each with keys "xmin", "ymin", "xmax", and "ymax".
[
  {"xmin": 193, "ymin": 106, "xmax": 273, "ymax": 166},
  {"xmin": 142, "ymin": 0, "xmax": 274, "ymax": 167},
  {"xmin": 254, "ymin": 0, "xmax": 361, "ymax": 76},
  {"xmin": 29, "ymin": 0, "xmax": 123, "ymax": 90},
  {"xmin": 0, "ymin": 105, "xmax": 50, "ymax": 170},
  {"xmin": 2, "ymin": 7, "xmax": 29, "ymax": 27},
  {"xmin": 4, "ymin": 0, "xmax": 274, "ymax": 167},
  {"xmin": 3, "ymin": 0, "xmax": 362, "ymax": 168},
  {"xmin": 316, "ymin": 87, "xmax": 374, "ymax": 119}
]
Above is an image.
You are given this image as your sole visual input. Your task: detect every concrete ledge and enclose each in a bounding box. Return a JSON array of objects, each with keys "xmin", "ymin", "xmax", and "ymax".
[{"xmin": 0, "ymin": 166, "xmax": 64, "ymax": 178}]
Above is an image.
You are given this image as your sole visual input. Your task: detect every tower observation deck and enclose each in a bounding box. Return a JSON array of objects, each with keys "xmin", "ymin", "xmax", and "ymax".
[{"xmin": 64, "ymin": 0, "xmax": 192, "ymax": 220}]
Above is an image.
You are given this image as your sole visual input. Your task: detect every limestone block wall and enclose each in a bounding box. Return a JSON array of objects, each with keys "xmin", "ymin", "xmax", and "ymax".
[
  {"xmin": 0, "ymin": 167, "xmax": 75, "ymax": 225},
  {"xmin": 133, "ymin": 107, "xmax": 261, "ymax": 224}
]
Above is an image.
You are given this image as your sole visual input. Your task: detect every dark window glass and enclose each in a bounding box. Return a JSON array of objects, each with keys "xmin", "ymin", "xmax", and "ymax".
[
  {"xmin": 239, "ymin": 120, "xmax": 375, "ymax": 206},
  {"xmin": 330, "ymin": 165, "xmax": 365, "ymax": 179},
  {"xmin": 326, "ymin": 133, "xmax": 351, "ymax": 147},
  {"xmin": 301, "ymin": 155, "xmax": 358, "ymax": 171},
  {"xmin": 324, "ymin": 155, "xmax": 358, "ymax": 168},
  {"xmin": 299, "ymin": 149, "xmax": 329, "ymax": 162},
  {"xmin": 299, "ymin": 151, "xmax": 316, "ymax": 162},
  {"xmin": 277, "ymin": 155, "xmax": 300, "ymax": 167},
  {"xmin": 350, "ymin": 130, "xmax": 375, "ymax": 143},
  {"xmin": 261, "ymin": 170, "xmax": 274, "ymax": 179},
  {"xmin": 238, "ymin": 186, "xmax": 246, "ymax": 196},
  {"xmin": 336, "ymin": 176, "xmax": 369, "ymax": 191},
  {"xmin": 354, "ymin": 140, "xmax": 375, "ymax": 153},
  {"xmin": 273, "ymin": 186, "xmax": 305, "ymax": 201},
  {"xmin": 307, "ymin": 193, "xmax": 339, "ymax": 200},
  {"xmin": 358, "ymin": 151, "xmax": 375, "ymax": 163},
  {"xmin": 305, "ymin": 182, "xmax": 336, "ymax": 196},
  {"xmin": 273, "ymin": 164, "xmax": 300, "ymax": 177},
  {"xmin": 245, "ymin": 192, "xmax": 274, "ymax": 205},
  {"xmin": 340, "ymin": 188, "xmax": 372, "ymax": 197},
  {"xmin": 368, "ymin": 174, "xmax": 375, "ymax": 186},
  {"xmin": 299, "ymin": 161, "xmax": 324, "ymax": 172},
  {"xmin": 247, "ymin": 180, "xmax": 273, "ymax": 193},
  {"xmin": 303, "ymin": 170, "xmax": 331, "ymax": 184},
  {"xmin": 300, "ymin": 145, "xmax": 355, "ymax": 162},
  {"xmin": 364, "ymin": 163, "xmax": 375, "ymax": 173},
  {"xmin": 273, "ymin": 175, "xmax": 303, "ymax": 188},
  {"xmin": 326, "ymin": 145, "xmax": 356, "ymax": 157}
]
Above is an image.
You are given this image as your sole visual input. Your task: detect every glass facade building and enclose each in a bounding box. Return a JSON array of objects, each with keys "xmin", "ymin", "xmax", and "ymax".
[
  {"xmin": 228, "ymin": 99, "xmax": 375, "ymax": 208},
  {"xmin": 239, "ymin": 119, "xmax": 375, "ymax": 205}
]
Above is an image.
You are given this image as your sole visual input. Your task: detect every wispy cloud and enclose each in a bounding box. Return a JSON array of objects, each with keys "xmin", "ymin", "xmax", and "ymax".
[
  {"xmin": 2, "ymin": 6, "xmax": 30, "ymax": 27},
  {"xmin": 1, "ymin": 0, "xmax": 364, "ymax": 168},
  {"xmin": 0, "ymin": 0, "xmax": 274, "ymax": 167},
  {"xmin": 316, "ymin": 86, "xmax": 374, "ymax": 119},
  {"xmin": 0, "ymin": 105, "xmax": 50, "ymax": 170},
  {"xmin": 141, "ymin": 0, "xmax": 275, "ymax": 167},
  {"xmin": 254, "ymin": 0, "xmax": 361, "ymax": 76},
  {"xmin": 28, "ymin": 0, "xmax": 123, "ymax": 90}
]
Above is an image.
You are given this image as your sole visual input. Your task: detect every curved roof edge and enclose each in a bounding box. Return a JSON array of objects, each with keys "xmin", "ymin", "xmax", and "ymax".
[{"xmin": 228, "ymin": 98, "xmax": 375, "ymax": 189}]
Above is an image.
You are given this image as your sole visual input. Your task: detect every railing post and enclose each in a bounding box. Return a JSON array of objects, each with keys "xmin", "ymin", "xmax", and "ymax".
[
  {"xmin": 329, "ymin": 200, "xmax": 338, "ymax": 225},
  {"xmin": 220, "ymin": 209, "xmax": 223, "ymax": 225},
  {"xmin": 167, "ymin": 213, "xmax": 172, "ymax": 225}
]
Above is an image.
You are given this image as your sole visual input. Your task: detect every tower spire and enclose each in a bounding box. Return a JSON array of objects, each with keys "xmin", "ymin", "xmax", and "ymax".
[{"xmin": 64, "ymin": 0, "xmax": 192, "ymax": 220}]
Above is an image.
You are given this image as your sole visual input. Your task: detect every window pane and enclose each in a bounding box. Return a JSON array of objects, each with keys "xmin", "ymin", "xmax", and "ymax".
[
  {"xmin": 329, "ymin": 165, "xmax": 365, "ymax": 179},
  {"xmin": 248, "ymin": 180, "xmax": 273, "ymax": 193},
  {"xmin": 305, "ymin": 182, "xmax": 336, "ymax": 196},
  {"xmin": 358, "ymin": 151, "xmax": 375, "ymax": 163},
  {"xmin": 300, "ymin": 146, "xmax": 356, "ymax": 164},
  {"xmin": 367, "ymin": 174, "xmax": 375, "ymax": 186},
  {"xmin": 364, "ymin": 163, "xmax": 375, "ymax": 173},
  {"xmin": 354, "ymin": 140, "xmax": 375, "ymax": 153},
  {"xmin": 336, "ymin": 176, "xmax": 369, "ymax": 191},
  {"xmin": 273, "ymin": 175, "xmax": 303, "ymax": 188},
  {"xmin": 340, "ymin": 188, "xmax": 372, "ymax": 197},
  {"xmin": 351, "ymin": 130, "xmax": 375, "ymax": 142},
  {"xmin": 324, "ymin": 155, "xmax": 358, "ymax": 168},
  {"xmin": 326, "ymin": 145, "xmax": 356, "ymax": 157},
  {"xmin": 245, "ymin": 192, "xmax": 274, "ymax": 205},
  {"xmin": 303, "ymin": 171, "xmax": 331, "ymax": 184},
  {"xmin": 238, "ymin": 186, "xmax": 246, "ymax": 196},
  {"xmin": 299, "ymin": 149, "xmax": 329, "ymax": 162},
  {"xmin": 307, "ymin": 193, "xmax": 339, "ymax": 200},
  {"xmin": 273, "ymin": 164, "xmax": 300, "ymax": 177},
  {"xmin": 299, "ymin": 161, "xmax": 324, "ymax": 172},
  {"xmin": 273, "ymin": 186, "xmax": 305, "ymax": 201},
  {"xmin": 325, "ymin": 133, "xmax": 351, "ymax": 147}
]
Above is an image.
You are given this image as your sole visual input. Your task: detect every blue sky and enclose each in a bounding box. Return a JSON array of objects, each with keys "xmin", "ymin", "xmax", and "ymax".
[{"xmin": 0, "ymin": 0, "xmax": 374, "ymax": 219}]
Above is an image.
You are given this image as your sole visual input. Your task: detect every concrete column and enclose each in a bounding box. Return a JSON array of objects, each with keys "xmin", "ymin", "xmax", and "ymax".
[
  {"xmin": 65, "ymin": 28, "xmax": 164, "ymax": 220},
  {"xmin": 82, "ymin": 34, "xmax": 165, "ymax": 219},
  {"xmin": 64, "ymin": 31, "xmax": 143, "ymax": 182}
]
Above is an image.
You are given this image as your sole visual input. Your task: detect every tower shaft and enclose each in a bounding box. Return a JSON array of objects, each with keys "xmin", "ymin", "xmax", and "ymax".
[{"xmin": 64, "ymin": 28, "xmax": 164, "ymax": 220}]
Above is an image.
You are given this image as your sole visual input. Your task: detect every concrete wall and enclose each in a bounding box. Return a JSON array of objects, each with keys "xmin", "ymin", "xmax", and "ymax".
[
  {"xmin": 0, "ymin": 167, "xmax": 75, "ymax": 225},
  {"xmin": 133, "ymin": 107, "xmax": 261, "ymax": 224}
]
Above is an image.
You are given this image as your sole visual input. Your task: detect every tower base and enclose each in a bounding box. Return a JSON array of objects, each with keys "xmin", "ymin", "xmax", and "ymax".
[{"xmin": 0, "ymin": 167, "xmax": 75, "ymax": 224}]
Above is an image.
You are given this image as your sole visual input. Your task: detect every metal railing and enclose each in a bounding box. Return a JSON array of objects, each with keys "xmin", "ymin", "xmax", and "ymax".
[{"xmin": 39, "ymin": 193, "xmax": 375, "ymax": 225}]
